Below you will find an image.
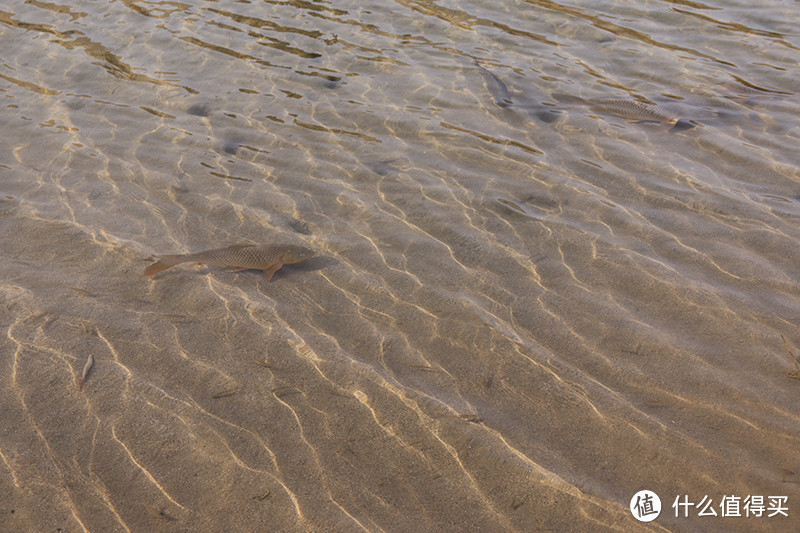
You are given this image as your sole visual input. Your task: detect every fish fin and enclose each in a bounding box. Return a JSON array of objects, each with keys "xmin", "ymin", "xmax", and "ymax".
[
  {"xmin": 145, "ymin": 255, "xmax": 185, "ymax": 276},
  {"xmin": 226, "ymin": 267, "xmax": 248, "ymax": 272},
  {"xmin": 262, "ymin": 263, "xmax": 283, "ymax": 281},
  {"xmin": 670, "ymin": 118, "xmax": 696, "ymax": 132}
]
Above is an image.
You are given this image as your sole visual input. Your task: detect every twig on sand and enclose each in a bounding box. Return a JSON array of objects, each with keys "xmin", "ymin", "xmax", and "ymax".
[
  {"xmin": 78, "ymin": 353, "xmax": 94, "ymax": 391},
  {"xmin": 211, "ymin": 388, "xmax": 237, "ymax": 399}
]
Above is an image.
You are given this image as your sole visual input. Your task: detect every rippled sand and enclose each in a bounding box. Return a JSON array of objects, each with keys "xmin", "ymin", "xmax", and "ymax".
[{"xmin": 1, "ymin": 0, "xmax": 799, "ymax": 531}]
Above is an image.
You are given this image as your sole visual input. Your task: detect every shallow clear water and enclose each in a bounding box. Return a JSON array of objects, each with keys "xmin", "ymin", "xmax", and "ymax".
[{"xmin": 1, "ymin": 0, "xmax": 799, "ymax": 531}]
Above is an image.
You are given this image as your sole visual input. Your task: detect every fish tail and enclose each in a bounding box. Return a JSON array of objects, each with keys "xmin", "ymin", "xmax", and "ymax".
[{"xmin": 145, "ymin": 255, "xmax": 185, "ymax": 276}]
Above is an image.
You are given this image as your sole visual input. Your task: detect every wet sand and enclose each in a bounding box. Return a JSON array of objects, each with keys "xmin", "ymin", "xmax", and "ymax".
[{"xmin": 2, "ymin": 0, "xmax": 800, "ymax": 532}]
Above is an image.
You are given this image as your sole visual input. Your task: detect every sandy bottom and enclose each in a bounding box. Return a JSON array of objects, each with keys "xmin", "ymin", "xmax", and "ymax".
[{"xmin": 2, "ymin": 180, "xmax": 799, "ymax": 532}]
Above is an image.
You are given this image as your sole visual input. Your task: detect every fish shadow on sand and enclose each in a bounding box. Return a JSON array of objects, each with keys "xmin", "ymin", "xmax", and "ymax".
[{"xmin": 474, "ymin": 61, "xmax": 775, "ymax": 132}]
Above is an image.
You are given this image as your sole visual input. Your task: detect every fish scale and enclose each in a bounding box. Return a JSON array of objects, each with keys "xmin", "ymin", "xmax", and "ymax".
[
  {"xmin": 586, "ymin": 99, "xmax": 679, "ymax": 124},
  {"xmin": 185, "ymin": 245, "xmax": 286, "ymax": 268}
]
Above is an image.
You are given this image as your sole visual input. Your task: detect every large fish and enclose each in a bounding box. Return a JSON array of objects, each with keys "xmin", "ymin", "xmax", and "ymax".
[
  {"xmin": 552, "ymin": 93, "xmax": 749, "ymax": 131},
  {"xmin": 584, "ymin": 98, "xmax": 680, "ymax": 123},
  {"xmin": 145, "ymin": 244, "xmax": 315, "ymax": 280}
]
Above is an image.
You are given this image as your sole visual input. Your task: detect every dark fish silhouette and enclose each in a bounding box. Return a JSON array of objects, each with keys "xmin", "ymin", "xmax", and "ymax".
[
  {"xmin": 475, "ymin": 62, "xmax": 513, "ymax": 108},
  {"xmin": 474, "ymin": 62, "xmax": 560, "ymax": 122},
  {"xmin": 145, "ymin": 244, "xmax": 315, "ymax": 280},
  {"xmin": 474, "ymin": 61, "xmax": 761, "ymax": 130}
]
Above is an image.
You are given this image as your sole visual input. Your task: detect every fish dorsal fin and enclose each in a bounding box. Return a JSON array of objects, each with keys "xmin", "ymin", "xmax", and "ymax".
[{"xmin": 226, "ymin": 243, "xmax": 256, "ymax": 249}]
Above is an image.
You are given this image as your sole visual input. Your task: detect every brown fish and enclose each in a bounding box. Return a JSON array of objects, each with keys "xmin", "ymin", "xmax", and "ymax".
[
  {"xmin": 585, "ymin": 98, "xmax": 680, "ymax": 124},
  {"xmin": 551, "ymin": 92, "xmax": 754, "ymax": 131},
  {"xmin": 145, "ymin": 244, "xmax": 315, "ymax": 280}
]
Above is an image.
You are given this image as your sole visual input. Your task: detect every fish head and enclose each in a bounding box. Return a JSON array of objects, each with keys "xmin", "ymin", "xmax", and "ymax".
[{"xmin": 282, "ymin": 246, "xmax": 315, "ymax": 264}]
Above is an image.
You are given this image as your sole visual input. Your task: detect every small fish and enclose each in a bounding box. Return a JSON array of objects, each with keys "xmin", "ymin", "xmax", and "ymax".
[
  {"xmin": 475, "ymin": 62, "xmax": 513, "ymax": 108},
  {"xmin": 79, "ymin": 353, "xmax": 93, "ymax": 391},
  {"xmin": 145, "ymin": 244, "xmax": 315, "ymax": 281},
  {"xmin": 475, "ymin": 62, "xmax": 560, "ymax": 122}
]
